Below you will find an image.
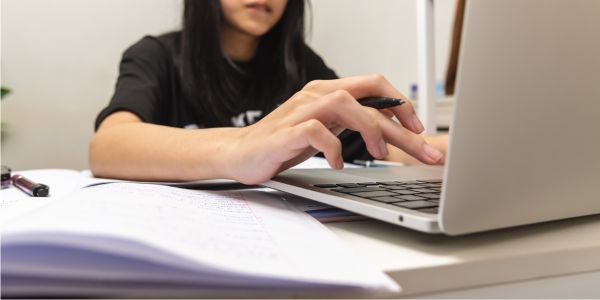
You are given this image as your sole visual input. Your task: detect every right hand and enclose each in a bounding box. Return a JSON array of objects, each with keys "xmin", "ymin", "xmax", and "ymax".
[{"xmin": 223, "ymin": 74, "xmax": 444, "ymax": 184}]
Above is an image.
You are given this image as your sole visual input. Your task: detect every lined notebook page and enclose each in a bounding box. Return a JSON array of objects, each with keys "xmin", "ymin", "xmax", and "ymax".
[{"xmin": 2, "ymin": 183, "xmax": 399, "ymax": 293}]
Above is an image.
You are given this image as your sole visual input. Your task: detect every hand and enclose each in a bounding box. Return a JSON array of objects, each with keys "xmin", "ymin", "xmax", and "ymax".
[{"xmin": 224, "ymin": 74, "xmax": 444, "ymax": 184}]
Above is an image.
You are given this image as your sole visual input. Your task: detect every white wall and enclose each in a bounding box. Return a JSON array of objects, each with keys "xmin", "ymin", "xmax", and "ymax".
[
  {"xmin": 309, "ymin": 0, "xmax": 455, "ymax": 92},
  {"xmin": 1, "ymin": 0, "xmax": 454, "ymax": 170}
]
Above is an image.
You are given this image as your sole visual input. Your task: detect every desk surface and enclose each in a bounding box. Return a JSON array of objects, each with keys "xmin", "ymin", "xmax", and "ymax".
[
  {"xmin": 3, "ymin": 168, "xmax": 599, "ymax": 298},
  {"xmin": 326, "ymin": 214, "xmax": 600, "ymax": 297}
]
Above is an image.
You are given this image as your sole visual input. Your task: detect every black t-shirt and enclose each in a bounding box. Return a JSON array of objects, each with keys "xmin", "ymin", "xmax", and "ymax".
[{"xmin": 96, "ymin": 32, "xmax": 372, "ymax": 162}]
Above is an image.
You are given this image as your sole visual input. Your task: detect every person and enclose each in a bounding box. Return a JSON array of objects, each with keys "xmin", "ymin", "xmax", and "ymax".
[{"xmin": 89, "ymin": 0, "xmax": 445, "ymax": 184}]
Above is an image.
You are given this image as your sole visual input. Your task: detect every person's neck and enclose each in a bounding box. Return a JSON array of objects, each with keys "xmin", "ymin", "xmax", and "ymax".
[{"xmin": 221, "ymin": 24, "xmax": 260, "ymax": 62}]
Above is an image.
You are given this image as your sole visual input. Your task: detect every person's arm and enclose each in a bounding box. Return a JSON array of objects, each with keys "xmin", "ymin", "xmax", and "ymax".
[
  {"xmin": 90, "ymin": 111, "xmax": 240, "ymax": 182},
  {"xmin": 90, "ymin": 74, "xmax": 444, "ymax": 184}
]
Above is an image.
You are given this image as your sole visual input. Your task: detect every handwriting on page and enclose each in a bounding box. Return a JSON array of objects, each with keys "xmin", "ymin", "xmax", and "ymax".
[
  {"xmin": 20, "ymin": 183, "xmax": 287, "ymax": 272},
  {"xmin": 2, "ymin": 182, "xmax": 400, "ymax": 292},
  {"xmin": 95, "ymin": 184, "xmax": 282, "ymax": 264}
]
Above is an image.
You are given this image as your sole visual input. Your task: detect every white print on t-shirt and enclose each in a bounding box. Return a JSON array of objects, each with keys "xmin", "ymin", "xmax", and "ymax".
[{"xmin": 231, "ymin": 110, "xmax": 263, "ymax": 127}]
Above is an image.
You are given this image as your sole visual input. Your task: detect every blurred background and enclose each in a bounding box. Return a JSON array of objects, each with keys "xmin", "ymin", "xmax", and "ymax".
[{"xmin": 1, "ymin": 0, "xmax": 455, "ymax": 170}]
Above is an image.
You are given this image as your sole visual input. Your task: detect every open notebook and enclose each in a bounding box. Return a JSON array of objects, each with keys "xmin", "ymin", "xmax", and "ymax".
[
  {"xmin": 1, "ymin": 182, "xmax": 398, "ymax": 297},
  {"xmin": 1, "ymin": 157, "xmax": 361, "ymax": 225}
]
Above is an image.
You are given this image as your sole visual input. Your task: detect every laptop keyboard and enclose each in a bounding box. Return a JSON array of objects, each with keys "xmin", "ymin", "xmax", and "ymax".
[{"xmin": 313, "ymin": 179, "xmax": 442, "ymax": 214}]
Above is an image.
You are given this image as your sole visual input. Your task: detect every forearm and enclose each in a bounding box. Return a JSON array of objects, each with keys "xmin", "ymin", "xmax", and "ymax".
[{"xmin": 89, "ymin": 122, "xmax": 241, "ymax": 181}]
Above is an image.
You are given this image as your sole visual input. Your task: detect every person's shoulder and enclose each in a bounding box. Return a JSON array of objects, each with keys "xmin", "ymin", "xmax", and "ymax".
[
  {"xmin": 155, "ymin": 31, "xmax": 181, "ymax": 53},
  {"xmin": 299, "ymin": 43, "xmax": 325, "ymax": 64},
  {"xmin": 123, "ymin": 32, "xmax": 180, "ymax": 61},
  {"xmin": 299, "ymin": 43, "xmax": 338, "ymax": 80}
]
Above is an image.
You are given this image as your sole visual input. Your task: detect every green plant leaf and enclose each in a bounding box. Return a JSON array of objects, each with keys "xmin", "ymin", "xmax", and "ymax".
[{"xmin": 1, "ymin": 87, "xmax": 11, "ymax": 98}]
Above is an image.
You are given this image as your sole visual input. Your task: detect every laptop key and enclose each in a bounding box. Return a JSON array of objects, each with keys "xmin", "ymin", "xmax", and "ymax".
[
  {"xmin": 394, "ymin": 201, "xmax": 438, "ymax": 209},
  {"xmin": 369, "ymin": 196, "xmax": 404, "ymax": 203},
  {"xmin": 417, "ymin": 207, "xmax": 439, "ymax": 214},
  {"xmin": 385, "ymin": 185, "xmax": 411, "ymax": 190},
  {"xmin": 418, "ymin": 179, "xmax": 443, "ymax": 183},
  {"xmin": 313, "ymin": 184, "xmax": 338, "ymax": 188},
  {"xmin": 395, "ymin": 180, "xmax": 423, "ymax": 185},
  {"xmin": 377, "ymin": 181, "xmax": 403, "ymax": 185},
  {"xmin": 351, "ymin": 191, "xmax": 399, "ymax": 198},
  {"xmin": 357, "ymin": 182, "xmax": 379, "ymax": 186},
  {"xmin": 411, "ymin": 188, "xmax": 438, "ymax": 193},
  {"xmin": 416, "ymin": 193, "xmax": 440, "ymax": 199},
  {"xmin": 421, "ymin": 183, "xmax": 441, "ymax": 188},
  {"xmin": 393, "ymin": 190, "xmax": 420, "ymax": 195},
  {"xmin": 400, "ymin": 184, "xmax": 427, "ymax": 189},
  {"xmin": 331, "ymin": 187, "xmax": 385, "ymax": 193},
  {"xmin": 336, "ymin": 183, "xmax": 365, "ymax": 188},
  {"xmin": 395, "ymin": 195, "xmax": 427, "ymax": 201}
]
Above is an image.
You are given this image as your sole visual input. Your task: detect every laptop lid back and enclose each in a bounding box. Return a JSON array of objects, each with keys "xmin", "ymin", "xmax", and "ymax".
[{"xmin": 440, "ymin": 0, "xmax": 600, "ymax": 235}]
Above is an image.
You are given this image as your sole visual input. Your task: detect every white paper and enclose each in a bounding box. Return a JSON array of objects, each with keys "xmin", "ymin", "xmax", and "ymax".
[
  {"xmin": 1, "ymin": 168, "xmax": 241, "ymax": 225},
  {"xmin": 0, "ymin": 169, "xmax": 84, "ymax": 225},
  {"xmin": 2, "ymin": 183, "xmax": 399, "ymax": 295},
  {"xmin": 293, "ymin": 156, "xmax": 360, "ymax": 169}
]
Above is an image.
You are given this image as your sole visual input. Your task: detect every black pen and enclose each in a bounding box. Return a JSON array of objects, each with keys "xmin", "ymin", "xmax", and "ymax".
[
  {"xmin": 12, "ymin": 174, "xmax": 50, "ymax": 197},
  {"xmin": 359, "ymin": 97, "xmax": 405, "ymax": 109}
]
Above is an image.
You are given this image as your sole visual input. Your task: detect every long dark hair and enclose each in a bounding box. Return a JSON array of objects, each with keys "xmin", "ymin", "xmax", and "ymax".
[{"xmin": 181, "ymin": 0, "xmax": 307, "ymax": 126}]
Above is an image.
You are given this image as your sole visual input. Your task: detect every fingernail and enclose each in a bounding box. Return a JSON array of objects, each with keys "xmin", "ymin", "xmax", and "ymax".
[
  {"xmin": 337, "ymin": 157, "xmax": 345, "ymax": 169},
  {"xmin": 412, "ymin": 114, "xmax": 425, "ymax": 133},
  {"xmin": 379, "ymin": 140, "xmax": 388, "ymax": 158},
  {"xmin": 423, "ymin": 144, "xmax": 443, "ymax": 163}
]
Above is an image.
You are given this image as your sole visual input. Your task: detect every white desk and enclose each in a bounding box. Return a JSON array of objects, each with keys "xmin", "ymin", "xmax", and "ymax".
[
  {"xmin": 326, "ymin": 215, "xmax": 600, "ymax": 298},
  {"xmin": 3, "ymin": 168, "xmax": 599, "ymax": 298}
]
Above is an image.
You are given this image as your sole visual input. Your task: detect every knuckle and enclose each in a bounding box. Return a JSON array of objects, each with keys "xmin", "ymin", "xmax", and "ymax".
[
  {"xmin": 302, "ymin": 119, "xmax": 323, "ymax": 134},
  {"xmin": 304, "ymin": 80, "xmax": 322, "ymax": 91},
  {"xmin": 368, "ymin": 73, "xmax": 387, "ymax": 85},
  {"xmin": 407, "ymin": 134, "xmax": 426, "ymax": 150},
  {"xmin": 324, "ymin": 137, "xmax": 342, "ymax": 157},
  {"xmin": 322, "ymin": 95, "xmax": 340, "ymax": 107},
  {"xmin": 333, "ymin": 138, "xmax": 343, "ymax": 151},
  {"xmin": 326, "ymin": 90, "xmax": 351, "ymax": 106},
  {"xmin": 292, "ymin": 90, "xmax": 306, "ymax": 99},
  {"xmin": 364, "ymin": 108, "xmax": 381, "ymax": 129},
  {"xmin": 365, "ymin": 107, "xmax": 379, "ymax": 118},
  {"xmin": 294, "ymin": 91, "xmax": 313, "ymax": 103},
  {"xmin": 332, "ymin": 89, "xmax": 351, "ymax": 98}
]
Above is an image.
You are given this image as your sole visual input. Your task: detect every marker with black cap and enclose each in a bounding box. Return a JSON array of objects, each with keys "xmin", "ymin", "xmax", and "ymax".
[
  {"xmin": 1, "ymin": 165, "xmax": 11, "ymax": 189},
  {"xmin": 11, "ymin": 174, "xmax": 50, "ymax": 197}
]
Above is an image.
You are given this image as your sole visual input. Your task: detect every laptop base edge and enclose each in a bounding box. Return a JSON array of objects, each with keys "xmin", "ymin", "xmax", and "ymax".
[{"xmin": 263, "ymin": 179, "xmax": 442, "ymax": 234}]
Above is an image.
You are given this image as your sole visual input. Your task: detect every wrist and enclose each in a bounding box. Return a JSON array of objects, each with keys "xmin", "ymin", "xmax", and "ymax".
[
  {"xmin": 182, "ymin": 127, "xmax": 245, "ymax": 181},
  {"xmin": 210, "ymin": 127, "xmax": 248, "ymax": 181}
]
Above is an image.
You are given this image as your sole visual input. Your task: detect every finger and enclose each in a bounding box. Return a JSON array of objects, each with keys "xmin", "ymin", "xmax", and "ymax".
[
  {"xmin": 379, "ymin": 117, "xmax": 444, "ymax": 164},
  {"xmin": 353, "ymin": 75, "xmax": 423, "ymax": 134},
  {"xmin": 304, "ymin": 74, "xmax": 424, "ymax": 133},
  {"xmin": 304, "ymin": 90, "xmax": 389, "ymax": 159},
  {"xmin": 380, "ymin": 108, "xmax": 394, "ymax": 118},
  {"xmin": 284, "ymin": 119, "xmax": 344, "ymax": 169},
  {"xmin": 387, "ymin": 99, "xmax": 424, "ymax": 134}
]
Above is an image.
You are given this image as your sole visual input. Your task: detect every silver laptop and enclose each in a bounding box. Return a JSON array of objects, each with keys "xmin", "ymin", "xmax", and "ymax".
[{"xmin": 263, "ymin": 0, "xmax": 600, "ymax": 235}]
